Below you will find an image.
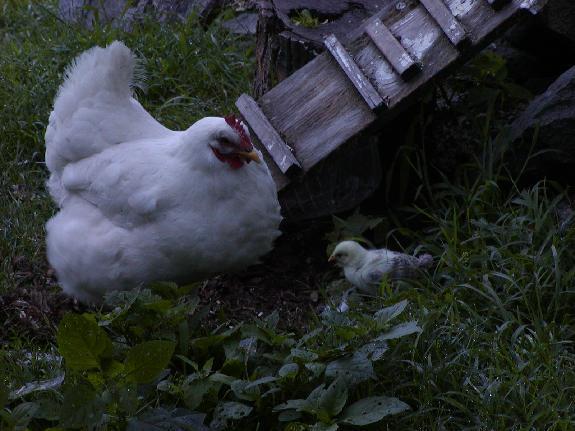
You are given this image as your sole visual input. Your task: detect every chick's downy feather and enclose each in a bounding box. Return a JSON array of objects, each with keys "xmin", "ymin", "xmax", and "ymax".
[
  {"xmin": 45, "ymin": 41, "xmax": 282, "ymax": 302},
  {"xmin": 329, "ymin": 241, "xmax": 432, "ymax": 292}
]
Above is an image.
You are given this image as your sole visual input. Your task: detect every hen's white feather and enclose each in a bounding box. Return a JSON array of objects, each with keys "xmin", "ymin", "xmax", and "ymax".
[
  {"xmin": 45, "ymin": 41, "xmax": 282, "ymax": 302},
  {"xmin": 45, "ymin": 41, "xmax": 171, "ymax": 205}
]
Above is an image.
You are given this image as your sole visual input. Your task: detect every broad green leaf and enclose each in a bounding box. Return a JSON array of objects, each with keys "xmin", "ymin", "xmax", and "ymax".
[
  {"xmin": 319, "ymin": 378, "xmax": 348, "ymax": 417},
  {"xmin": 245, "ymin": 376, "xmax": 277, "ymax": 389},
  {"xmin": 358, "ymin": 340, "xmax": 388, "ymax": 361},
  {"xmin": 325, "ymin": 352, "xmax": 375, "ymax": 385},
  {"xmin": 278, "ymin": 410, "xmax": 303, "ymax": 422},
  {"xmin": 124, "ymin": 340, "xmax": 176, "ymax": 384},
  {"xmin": 183, "ymin": 377, "xmax": 220, "ymax": 410},
  {"xmin": 10, "ymin": 402, "xmax": 38, "ymax": 429},
  {"xmin": 376, "ymin": 321, "xmax": 422, "ymax": 341},
  {"xmin": 0, "ymin": 382, "xmax": 8, "ymax": 407},
  {"xmin": 311, "ymin": 423, "xmax": 338, "ymax": 431},
  {"xmin": 373, "ymin": 300, "xmax": 408, "ymax": 326},
  {"xmin": 31, "ymin": 397, "xmax": 61, "ymax": 421},
  {"xmin": 119, "ymin": 384, "xmax": 139, "ymax": 415},
  {"xmin": 59, "ymin": 383, "xmax": 105, "ymax": 429},
  {"xmin": 208, "ymin": 373, "xmax": 236, "ymax": 385},
  {"xmin": 339, "ymin": 396, "xmax": 410, "ymax": 426},
  {"xmin": 273, "ymin": 399, "xmax": 308, "ymax": 412},
  {"xmin": 127, "ymin": 407, "xmax": 208, "ymax": 431},
  {"xmin": 231, "ymin": 379, "xmax": 261, "ymax": 402},
  {"xmin": 290, "ymin": 348, "xmax": 319, "ymax": 362},
  {"xmin": 57, "ymin": 313, "xmax": 112, "ymax": 371},
  {"xmin": 278, "ymin": 363, "xmax": 299, "ymax": 378},
  {"xmin": 210, "ymin": 401, "xmax": 252, "ymax": 430},
  {"xmin": 305, "ymin": 362, "xmax": 326, "ymax": 378}
]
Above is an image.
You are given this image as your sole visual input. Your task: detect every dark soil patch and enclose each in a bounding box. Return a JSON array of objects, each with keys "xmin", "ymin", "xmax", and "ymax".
[
  {"xmin": 199, "ymin": 218, "xmax": 336, "ymax": 331},
  {"xmin": 0, "ymin": 256, "xmax": 84, "ymax": 343},
  {"xmin": 0, "ymin": 219, "xmax": 337, "ymax": 343}
]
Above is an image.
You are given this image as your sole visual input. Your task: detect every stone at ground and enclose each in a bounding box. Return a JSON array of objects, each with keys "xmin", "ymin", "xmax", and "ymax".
[{"xmin": 509, "ymin": 65, "xmax": 575, "ymax": 175}]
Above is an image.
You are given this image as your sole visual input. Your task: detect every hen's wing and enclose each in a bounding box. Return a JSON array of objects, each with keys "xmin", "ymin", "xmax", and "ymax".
[
  {"xmin": 45, "ymin": 41, "xmax": 174, "ymax": 205},
  {"xmin": 60, "ymin": 139, "xmax": 181, "ymax": 228}
]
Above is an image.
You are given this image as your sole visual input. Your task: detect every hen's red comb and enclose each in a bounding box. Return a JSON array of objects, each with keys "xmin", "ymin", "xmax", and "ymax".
[{"xmin": 225, "ymin": 115, "xmax": 252, "ymax": 151}]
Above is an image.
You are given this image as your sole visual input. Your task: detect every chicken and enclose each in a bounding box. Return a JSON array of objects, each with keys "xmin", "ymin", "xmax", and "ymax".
[
  {"xmin": 328, "ymin": 240, "xmax": 432, "ymax": 292},
  {"xmin": 45, "ymin": 41, "xmax": 282, "ymax": 303}
]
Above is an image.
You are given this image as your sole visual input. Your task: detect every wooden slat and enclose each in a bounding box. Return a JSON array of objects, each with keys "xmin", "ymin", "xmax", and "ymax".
[
  {"xmin": 365, "ymin": 18, "xmax": 420, "ymax": 79},
  {"xmin": 235, "ymin": 94, "xmax": 301, "ymax": 176},
  {"xmin": 352, "ymin": 4, "xmax": 459, "ymax": 109},
  {"xmin": 418, "ymin": 0, "xmax": 468, "ymax": 47},
  {"xmin": 323, "ymin": 34, "xmax": 385, "ymax": 111},
  {"xmin": 256, "ymin": 0, "xmax": 547, "ymax": 183},
  {"xmin": 487, "ymin": 0, "xmax": 512, "ymax": 10}
]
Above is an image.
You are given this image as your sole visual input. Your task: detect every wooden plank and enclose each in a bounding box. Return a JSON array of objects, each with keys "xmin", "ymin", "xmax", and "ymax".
[
  {"xmin": 418, "ymin": 0, "xmax": 468, "ymax": 47},
  {"xmin": 256, "ymin": 0, "xmax": 546, "ymax": 178},
  {"xmin": 365, "ymin": 18, "xmax": 420, "ymax": 79},
  {"xmin": 353, "ymin": 4, "xmax": 459, "ymax": 109},
  {"xmin": 236, "ymin": 94, "xmax": 301, "ymax": 176},
  {"xmin": 251, "ymin": 135, "xmax": 290, "ymax": 190},
  {"xmin": 487, "ymin": 0, "xmax": 512, "ymax": 10},
  {"xmin": 323, "ymin": 34, "xmax": 385, "ymax": 111},
  {"xmin": 260, "ymin": 54, "xmax": 376, "ymax": 171}
]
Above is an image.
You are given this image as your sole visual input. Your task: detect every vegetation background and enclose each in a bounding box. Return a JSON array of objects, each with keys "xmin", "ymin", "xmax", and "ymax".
[{"xmin": 1, "ymin": 1, "xmax": 574, "ymax": 430}]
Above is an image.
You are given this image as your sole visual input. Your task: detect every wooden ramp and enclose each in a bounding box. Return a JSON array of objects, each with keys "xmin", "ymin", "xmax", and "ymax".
[{"xmin": 235, "ymin": 0, "xmax": 548, "ymax": 191}]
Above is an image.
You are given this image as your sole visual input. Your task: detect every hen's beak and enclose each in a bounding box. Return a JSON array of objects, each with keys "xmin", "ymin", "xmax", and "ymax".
[{"xmin": 237, "ymin": 150, "xmax": 261, "ymax": 164}]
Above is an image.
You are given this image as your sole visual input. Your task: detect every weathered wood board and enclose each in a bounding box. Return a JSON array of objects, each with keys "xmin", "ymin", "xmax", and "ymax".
[
  {"xmin": 243, "ymin": 0, "xmax": 548, "ymax": 190},
  {"xmin": 365, "ymin": 18, "xmax": 420, "ymax": 79},
  {"xmin": 236, "ymin": 94, "xmax": 301, "ymax": 176}
]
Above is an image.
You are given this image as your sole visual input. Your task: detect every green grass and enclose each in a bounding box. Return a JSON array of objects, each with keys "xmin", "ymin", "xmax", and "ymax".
[{"xmin": 2, "ymin": 1, "xmax": 575, "ymax": 430}]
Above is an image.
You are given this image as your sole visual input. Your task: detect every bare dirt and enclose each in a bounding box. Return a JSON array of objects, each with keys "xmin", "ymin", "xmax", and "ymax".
[{"xmin": 0, "ymin": 219, "xmax": 337, "ymax": 343}]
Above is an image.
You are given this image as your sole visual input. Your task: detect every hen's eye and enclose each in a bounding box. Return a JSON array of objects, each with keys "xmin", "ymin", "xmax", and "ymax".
[{"xmin": 219, "ymin": 137, "xmax": 234, "ymax": 147}]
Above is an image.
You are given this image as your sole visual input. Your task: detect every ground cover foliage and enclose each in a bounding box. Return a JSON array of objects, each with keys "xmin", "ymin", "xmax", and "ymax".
[{"xmin": 1, "ymin": 1, "xmax": 575, "ymax": 430}]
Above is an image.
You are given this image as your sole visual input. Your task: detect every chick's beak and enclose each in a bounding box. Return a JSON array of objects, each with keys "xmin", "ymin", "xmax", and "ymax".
[
  {"xmin": 237, "ymin": 150, "xmax": 261, "ymax": 164},
  {"xmin": 328, "ymin": 255, "xmax": 336, "ymax": 263}
]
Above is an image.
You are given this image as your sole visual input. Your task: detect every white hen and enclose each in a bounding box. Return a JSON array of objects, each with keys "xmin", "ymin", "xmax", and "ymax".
[{"xmin": 45, "ymin": 41, "xmax": 282, "ymax": 303}]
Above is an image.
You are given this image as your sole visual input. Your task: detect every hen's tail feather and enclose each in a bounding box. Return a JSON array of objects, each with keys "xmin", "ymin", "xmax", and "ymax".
[{"xmin": 53, "ymin": 41, "xmax": 136, "ymax": 123}]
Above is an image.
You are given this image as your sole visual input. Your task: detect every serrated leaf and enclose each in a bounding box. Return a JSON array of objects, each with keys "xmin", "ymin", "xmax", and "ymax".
[
  {"xmin": 210, "ymin": 401, "xmax": 252, "ymax": 430},
  {"xmin": 325, "ymin": 352, "xmax": 375, "ymax": 385},
  {"xmin": 339, "ymin": 396, "xmax": 410, "ymax": 426},
  {"xmin": 57, "ymin": 313, "xmax": 112, "ymax": 371},
  {"xmin": 124, "ymin": 340, "xmax": 175, "ymax": 384},
  {"xmin": 319, "ymin": 378, "xmax": 348, "ymax": 417},
  {"xmin": 373, "ymin": 300, "xmax": 408, "ymax": 326},
  {"xmin": 376, "ymin": 321, "xmax": 422, "ymax": 341}
]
